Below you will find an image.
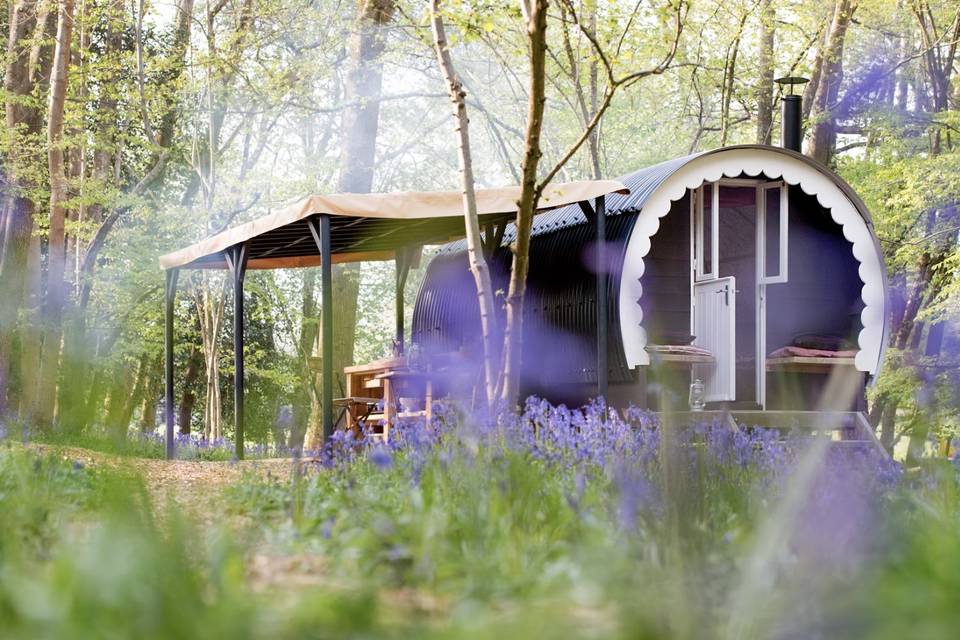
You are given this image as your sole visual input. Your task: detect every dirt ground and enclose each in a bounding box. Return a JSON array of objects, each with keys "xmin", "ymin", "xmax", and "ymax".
[
  {"xmin": 18, "ymin": 444, "xmax": 448, "ymax": 605},
  {"xmin": 33, "ymin": 445, "xmax": 291, "ymax": 515},
  {"xmin": 22, "ymin": 444, "xmax": 340, "ymax": 591}
]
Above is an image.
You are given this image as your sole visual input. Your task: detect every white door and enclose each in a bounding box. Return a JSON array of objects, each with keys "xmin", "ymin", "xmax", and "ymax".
[{"xmin": 693, "ymin": 276, "xmax": 737, "ymax": 402}]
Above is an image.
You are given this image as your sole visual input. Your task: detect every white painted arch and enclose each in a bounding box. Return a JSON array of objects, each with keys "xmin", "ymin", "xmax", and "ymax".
[{"xmin": 619, "ymin": 147, "xmax": 888, "ymax": 376}]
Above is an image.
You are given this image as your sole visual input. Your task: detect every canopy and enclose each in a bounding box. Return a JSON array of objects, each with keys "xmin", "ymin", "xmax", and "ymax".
[{"xmin": 159, "ymin": 180, "xmax": 628, "ymax": 271}]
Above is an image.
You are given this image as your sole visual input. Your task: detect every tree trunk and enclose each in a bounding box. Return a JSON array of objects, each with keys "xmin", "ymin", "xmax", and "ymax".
[
  {"xmin": 290, "ymin": 269, "xmax": 318, "ymax": 449},
  {"xmin": 756, "ymin": 0, "xmax": 775, "ymax": 145},
  {"xmin": 720, "ymin": 11, "xmax": 747, "ymax": 147},
  {"xmin": 35, "ymin": 0, "xmax": 75, "ymax": 427},
  {"xmin": 306, "ymin": 0, "xmax": 395, "ymax": 445},
  {"xmin": 104, "ymin": 356, "xmax": 142, "ymax": 441},
  {"xmin": 178, "ymin": 343, "xmax": 203, "ymax": 434},
  {"xmin": 912, "ymin": 2, "xmax": 960, "ymax": 155},
  {"xmin": 0, "ymin": 0, "xmax": 53, "ymax": 417},
  {"xmin": 197, "ymin": 275, "xmax": 227, "ymax": 441},
  {"xmin": 498, "ymin": 0, "xmax": 549, "ymax": 408},
  {"xmin": 806, "ymin": 0, "xmax": 858, "ymax": 164},
  {"xmin": 879, "ymin": 398, "xmax": 897, "ymax": 452},
  {"xmin": 139, "ymin": 357, "xmax": 163, "ymax": 434},
  {"xmin": 430, "ymin": 0, "xmax": 500, "ymax": 409},
  {"xmin": 802, "ymin": 5, "xmax": 832, "ymax": 121},
  {"xmin": 17, "ymin": 237, "xmax": 42, "ymax": 419}
]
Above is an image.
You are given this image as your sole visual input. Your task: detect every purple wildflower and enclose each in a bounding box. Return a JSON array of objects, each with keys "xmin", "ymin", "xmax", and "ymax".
[{"xmin": 369, "ymin": 448, "xmax": 393, "ymax": 470}]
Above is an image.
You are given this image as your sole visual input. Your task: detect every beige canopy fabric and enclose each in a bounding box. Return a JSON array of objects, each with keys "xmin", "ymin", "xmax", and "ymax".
[{"xmin": 159, "ymin": 179, "xmax": 628, "ymax": 270}]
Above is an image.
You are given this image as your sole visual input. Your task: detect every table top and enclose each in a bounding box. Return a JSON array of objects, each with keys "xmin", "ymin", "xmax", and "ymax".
[
  {"xmin": 332, "ymin": 396, "xmax": 381, "ymax": 406},
  {"xmin": 649, "ymin": 352, "xmax": 715, "ymax": 364},
  {"xmin": 375, "ymin": 369, "xmax": 435, "ymax": 380},
  {"xmin": 343, "ymin": 356, "xmax": 407, "ymax": 375}
]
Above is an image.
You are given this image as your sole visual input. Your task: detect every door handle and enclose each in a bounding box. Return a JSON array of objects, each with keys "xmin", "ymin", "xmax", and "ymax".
[{"xmin": 714, "ymin": 284, "xmax": 735, "ymax": 306}]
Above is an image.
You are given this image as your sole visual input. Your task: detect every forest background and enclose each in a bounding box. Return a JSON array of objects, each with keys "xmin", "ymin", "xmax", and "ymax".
[{"xmin": 0, "ymin": 0, "xmax": 957, "ymax": 455}]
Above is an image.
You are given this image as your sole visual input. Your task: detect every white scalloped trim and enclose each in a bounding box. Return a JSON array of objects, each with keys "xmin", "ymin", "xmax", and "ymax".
[{"xmin": 619, "ymin": 148, "xmax": 886, "ymax": 375}]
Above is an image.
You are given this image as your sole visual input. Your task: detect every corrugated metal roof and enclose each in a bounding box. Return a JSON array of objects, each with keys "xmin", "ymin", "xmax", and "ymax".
[{"xmin": 440, "ymin": 152, "xmax": 703, "ymax": 253}]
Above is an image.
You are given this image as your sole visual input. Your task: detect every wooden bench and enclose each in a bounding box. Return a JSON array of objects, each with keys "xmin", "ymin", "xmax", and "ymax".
[
  {"xmin": 765, "ymin": 354, "xmax": 857, "ymax": 374},
  {"xmin": 765, "ymin": 354, "xmax": 865, "ymax": 411}
]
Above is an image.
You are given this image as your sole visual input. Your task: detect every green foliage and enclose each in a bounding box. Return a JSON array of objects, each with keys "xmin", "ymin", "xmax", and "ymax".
[
  {"xmin": 2, "ymin": 0, "xmax": 958, "ymax": 454},
  {"xmin": 0, "ymin": 446, "xmax": 105, "ymax": 562},
  {"xmin": 3, "ymin": 421, "xmax": 960, "ymax": 638}
]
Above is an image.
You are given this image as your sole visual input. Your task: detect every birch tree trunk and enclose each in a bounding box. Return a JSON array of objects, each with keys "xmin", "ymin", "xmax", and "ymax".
[
  {"xmin": 290, "ymin": 269, "xmax": 319, "ymax": 449},
  {"xmin": 197, "ymin": 276, "xmax": 227, "ymax": 441},
  {"xmin": 802, "ymin": 3, "xmax": 835, "ymax": 122},
  {"xmin": 178, "ymin": 342, "xmax": 202, "ymax": 435},
  {"xmin": 430, "ymin": 0, "xmax": 500, "ymax": 409},
  {"xmin": 720, "ymin": 7, "xmax": 748, "ymax": 147}
]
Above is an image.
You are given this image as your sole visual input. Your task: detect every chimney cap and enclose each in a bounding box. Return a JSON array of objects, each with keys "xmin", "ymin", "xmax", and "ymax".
[{"xmin": 775, "ymin": 76, "xmax": 809, "ymax": 95}]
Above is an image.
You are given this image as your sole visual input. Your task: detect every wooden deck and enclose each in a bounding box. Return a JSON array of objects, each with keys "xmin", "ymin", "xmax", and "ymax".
[{"xmin": 660, "ymin": 410, "xmax": 887, "ymax": 456}]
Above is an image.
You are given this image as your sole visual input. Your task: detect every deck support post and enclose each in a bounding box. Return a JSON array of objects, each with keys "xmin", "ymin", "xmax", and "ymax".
[
  {"xmin": 164, "ymin": 268, "xmax": 179, "ymax": 460},
  {"xmin": 595, "ymin": 195, "xmax": 608, "ymax": 400},
  {"xmin": 225, "ymin": 244, "xmax": 248, "ymax": 460},
  {"xmin": 308, "ymin": 215, "xmax": 334, "ymax": 441}
]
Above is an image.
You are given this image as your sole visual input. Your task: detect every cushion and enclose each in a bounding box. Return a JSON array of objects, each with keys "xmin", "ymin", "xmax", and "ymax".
[
  {"xmin": 768, "ymin": 345, "xmax": 857, "ymax": 359},
  {"xmin": 790, "ymin": 333, "xmax": 856, "ymax": 352}
]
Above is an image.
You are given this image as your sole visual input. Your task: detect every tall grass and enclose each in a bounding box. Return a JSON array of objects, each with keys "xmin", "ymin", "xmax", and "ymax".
[{"xmin": 2, "ymin": 400, "xmax": 959, "ymax": 638}]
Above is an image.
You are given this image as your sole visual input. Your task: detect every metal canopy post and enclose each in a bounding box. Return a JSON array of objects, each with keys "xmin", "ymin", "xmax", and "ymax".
[
  {"xmin": 578, "ymin": 197, "xmax": 608, "ymax": 400},
  {"xmin": 395, "ymin": 249, "xmax": 412, "ymax": 353},
  {"xmin": 308, "ymin": 215, "xmax": 334, "ymax": 441},
  {"xmin": 595, "ymin": 195, "xmax": 608, "ymax": 399},
  {"xmin": 164, "ymin": 268, "xmax": 179, "ymax": 460},
  {"xmin": 225, "ymin": 244, "xmax": 248, "ymax": 460}
]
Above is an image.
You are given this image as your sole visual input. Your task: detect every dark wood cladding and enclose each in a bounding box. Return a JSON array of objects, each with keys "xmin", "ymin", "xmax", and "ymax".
[
  {"xmin": 765, "ymin": 189, "xmax": 864, "ymax": 351},
  {"xmin": 637, "ymin": 192, "xmax": 691, "ymax": 344}
]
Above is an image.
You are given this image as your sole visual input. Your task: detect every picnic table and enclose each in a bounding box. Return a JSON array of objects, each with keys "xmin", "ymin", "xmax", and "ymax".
[{"xmin": 340, "ymin": 356, "xmax": 442, "ymax": 440}]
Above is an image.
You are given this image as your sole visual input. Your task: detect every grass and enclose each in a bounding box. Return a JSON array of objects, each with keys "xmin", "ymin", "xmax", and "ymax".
[
  {"xmin": 15, "ymin": 424, "xmax": 281, "ymax": 461},
  {"xmin": 1, "ymin": 402, "xmax": 959, "ymax": 638}
]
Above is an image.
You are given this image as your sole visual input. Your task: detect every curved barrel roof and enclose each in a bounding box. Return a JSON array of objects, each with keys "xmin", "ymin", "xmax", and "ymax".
[{"xmin": 442, "ymin": 145, "xmax": 878, "ymax": 251}]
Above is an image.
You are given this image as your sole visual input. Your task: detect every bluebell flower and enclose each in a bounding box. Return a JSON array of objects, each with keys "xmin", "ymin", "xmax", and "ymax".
[{"xmin": 369, "ymin": 447, "xmax": 393, "ymax": 470}]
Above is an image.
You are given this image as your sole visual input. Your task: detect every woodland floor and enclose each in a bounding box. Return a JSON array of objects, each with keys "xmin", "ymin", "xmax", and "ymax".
[
  {"xmin": 21, "ymin": 443, "xmax": 339, "ymax": 593},
  {"xmin": 18, "ymin": 443, "xmax": 448, "ymax": 614},
  {"xmin": 30, "ymin": 444, "xmax": 289, "ymax": 517}
]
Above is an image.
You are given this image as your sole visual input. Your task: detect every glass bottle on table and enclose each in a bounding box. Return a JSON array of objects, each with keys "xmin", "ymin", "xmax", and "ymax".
[{"xmin": 689, "ymin": 379, "xmax": 705, "ymax": 411}]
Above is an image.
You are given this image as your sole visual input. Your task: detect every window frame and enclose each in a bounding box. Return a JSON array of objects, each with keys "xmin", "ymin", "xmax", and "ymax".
[
  {"xmin": 693, "ymin": 184, "xmax": 719, "ymax": 281},
  {"xmin": 758, "ymin": 181, "xmax": 789, "ymax": 285}
]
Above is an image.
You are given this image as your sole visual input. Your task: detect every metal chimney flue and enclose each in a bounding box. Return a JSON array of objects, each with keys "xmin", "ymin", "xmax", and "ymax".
[{"xmin": 775, "ymin": 76, "xmax": 809, "ymax": 153}]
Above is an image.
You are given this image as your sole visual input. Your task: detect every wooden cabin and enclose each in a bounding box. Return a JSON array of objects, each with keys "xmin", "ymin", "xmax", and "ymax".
[{"xmin": 412, "ymin": 145, "xmax": 889, "ymax": 413}]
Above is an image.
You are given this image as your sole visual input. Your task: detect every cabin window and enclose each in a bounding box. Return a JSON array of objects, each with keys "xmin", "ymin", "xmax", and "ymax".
[
  {"xmin": 760, "ymin": 183, "xmax": 789, "ymax": 284},
  {"xmin": 694, "ymin": 184, "xmax": 718, "ymax": 281}
]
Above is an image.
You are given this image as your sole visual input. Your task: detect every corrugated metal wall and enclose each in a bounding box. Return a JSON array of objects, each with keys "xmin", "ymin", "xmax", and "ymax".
[{"xmin": 411, "ymin": 213, "xmax": 638, "ymax": 387}]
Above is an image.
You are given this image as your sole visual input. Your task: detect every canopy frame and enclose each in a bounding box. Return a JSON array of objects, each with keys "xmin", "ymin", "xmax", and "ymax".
[{"xmin": 161, "ymin": 181, "xmax": 627, "ymax": 459}]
